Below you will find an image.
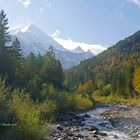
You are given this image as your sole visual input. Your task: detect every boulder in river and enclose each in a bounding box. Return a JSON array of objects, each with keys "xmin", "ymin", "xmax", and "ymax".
[
  {"xmin": 89, "ymin": 125, "xmax": 99, "ymax": 132},
  {"xmin": 57, "ymin": 125, "xmax": 64, "ymax": 131},
  {"xmin": 82, "ymin": 114, "xmax": 91, "ymax": 118},
  {"xmin": 99, "ymin": 132, "xmax": 108, "ymax": 137}
]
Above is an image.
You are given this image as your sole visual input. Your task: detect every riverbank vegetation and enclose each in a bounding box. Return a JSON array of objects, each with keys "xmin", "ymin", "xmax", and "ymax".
[
  {"xmin": 0, "ymin": 10, "xmax": 93, "ymax": 140},
  {"xmin": 92, "ymin": 94, "xmax": 140, "ymax": 106}
]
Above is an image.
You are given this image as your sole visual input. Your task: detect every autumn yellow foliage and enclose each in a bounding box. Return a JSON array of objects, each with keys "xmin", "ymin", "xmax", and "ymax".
[
  {"xmin": 74, "ymin": 95, "xmax": 93, "ymax": 110},
  {"xmin": 133, "ymin": 67, "xmax": 140, "ymax": 94},
  {"xmin": 77, "ymin": 80, "xmax": 94, "ymax": 95},
  {"xmin": 93, "ymin": 94, "xmax": 140, "ymax": 106}
]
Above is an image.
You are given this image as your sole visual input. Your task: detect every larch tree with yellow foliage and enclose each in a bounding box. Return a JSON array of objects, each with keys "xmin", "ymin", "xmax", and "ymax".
[
  {"xmin": 133, "ymin": 67, "xmax": 140, "ymax": 94},
  {"xmin": 77, "ymin": 80, "xmax": 94, "ymax": 95}
]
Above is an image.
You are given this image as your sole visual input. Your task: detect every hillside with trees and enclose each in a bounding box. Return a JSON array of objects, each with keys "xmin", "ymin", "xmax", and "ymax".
[{"xmin": 65, "ymin": 30, "xmax": 140, "ymax": 101}]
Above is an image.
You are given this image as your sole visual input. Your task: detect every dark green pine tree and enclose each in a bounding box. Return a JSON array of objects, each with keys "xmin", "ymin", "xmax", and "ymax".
[
  {"xmin": 11, "ymin": 37, "xmax": 23, "ymax": 65},
  {"xmin": 10, "ymin": 37, "xmax": 23, "ymax": 86},
  {"xmin": 47, "ymin": 45, "xmax": 55, "ymax": 57},
  {"xmin": 0, "ymin": 9, "xmax": 12, "ymax": 80},
  {"xmin": 0, "ymin": 9, "xmax": 10, "ymax": 48},
  {"xmin": 41, "ymin": 46, "xmax": 64, "ymax": 89},
  {"xmin": 55, "ymin": 59, "xmax": 64, "ymax": 88}
]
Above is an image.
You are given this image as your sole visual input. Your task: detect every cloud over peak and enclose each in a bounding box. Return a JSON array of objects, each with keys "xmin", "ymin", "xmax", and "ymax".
[
  {"xmin": 17, "ymin": 0, "xmax": 31, "ymax": 7},
  {"xmin": 51, "ymin": 30, "xmax": 106, "ymax": 55}
]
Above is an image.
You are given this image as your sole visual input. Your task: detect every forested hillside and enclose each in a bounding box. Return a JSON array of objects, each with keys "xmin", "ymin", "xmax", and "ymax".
[{"xmin": 65, "ymin": 30, "xmax": 140, "ymax": 99}]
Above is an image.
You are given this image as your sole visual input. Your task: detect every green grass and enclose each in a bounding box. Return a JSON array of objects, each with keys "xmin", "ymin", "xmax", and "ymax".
[{"xmin": 92, "ymin": 94, "xmax": 140, "ymax": 106}]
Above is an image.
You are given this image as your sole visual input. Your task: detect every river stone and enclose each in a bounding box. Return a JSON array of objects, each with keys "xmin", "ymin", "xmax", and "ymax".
[
  {"xmin": 89, "ymin": 126, "xmax": 99, "ymax": 131},
  {"xmin": 83, "ymin": 114, "xmax": 91, "ymax": 118},
  {"xmin": 92, "ymin": 130, "xmax": 99, "ymax": 135},
  {"xmin": 69, "ymin": 112, "xmax": 77, "ymax": 116},
  {"xmin": 137, "ymin": 133, "xmax": 140, "ymax": 137},
  {"xmin": 76, "ymin": 133, "xmax": 84, "ymax": 138},
  {"xmin": 99, "ymin": 132, "xmax": 107, "ymax": 136},
  {"xmin": 68, "ymin": 132, "xmax": 74, "ymax": 137},
  {"xmin": 113, "ymin": 135, "xmax": 119, "ymax": 138},
  {"xmin": 92, "ymin": 134, "xmax": 99, "ymax": 138},
  {"xmin": 57, "ymin": 125, "xmax": 64, "ymax": 131}
]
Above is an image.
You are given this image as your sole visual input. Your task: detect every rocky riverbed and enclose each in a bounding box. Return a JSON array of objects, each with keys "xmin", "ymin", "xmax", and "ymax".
[
  {"xmin": 101, "ymin": 105, "xmax": 140, "ymax": 139},
  {"xmin": 46, "ymin": 104, "xmax": 140, "ymax": 140}
]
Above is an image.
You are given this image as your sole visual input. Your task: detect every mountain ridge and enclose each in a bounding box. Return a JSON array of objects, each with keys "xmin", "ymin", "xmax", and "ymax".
[
  {"xmin": 11, "ymin": 24, "xmax": 93, "ymax": 69},
  {"xmin": 72, "ymin": 46, "xmax": 86, "ymax": 53}
]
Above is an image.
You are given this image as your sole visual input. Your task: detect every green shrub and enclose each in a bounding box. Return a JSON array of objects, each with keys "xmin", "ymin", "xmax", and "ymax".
[
  {"xmin": 39, "ymin": 100, "xmax": 56, "ymax": 121},
  {"xmin": 55, "ymin": 93, "xmax": 75, "ymax": 112},
  {"xmin": 9, "ymin": 123, "xmax": 47, "ymax": 140},
  {"xmin": 9, "ymin": 89, "xmax": 51, "ymax": 140},
  {"xmin": 92, "ymin": 90, "xmax": 100, "ymax": 99},
  {"xmin": 74, "ymin": 94, "xmax": 93, "ymax": 110},
  {"xmin": 41, "ymin": 84, "xmax": 57, "ymax": 100},
  {"xmin": 0, "ymin": 77, "xmax": 13, "ymax": 138},
  {"xmin": 102, "ymin": 84, "xmax": 111, "ymax": 96},
  {"xmin": 77, "ymin": 80, "xmax": 94, "ymax": 95}
]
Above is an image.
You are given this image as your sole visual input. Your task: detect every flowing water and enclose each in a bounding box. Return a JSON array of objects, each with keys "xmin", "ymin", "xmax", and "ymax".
[{"xmin": 81, "ymin": 104, "xmax": 138, "ymax": 140}]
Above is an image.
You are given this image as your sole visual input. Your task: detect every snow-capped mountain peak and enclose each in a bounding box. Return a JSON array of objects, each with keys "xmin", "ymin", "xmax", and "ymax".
[
  {"xmin": 20, "ymin": 24, "xmax": 40, "ymax": 33},
  {"xmin": 87, "ymin": 49, "xmax": 95, "ymax": 56},
  {"xmin": 20, "ymin": 25, "xmax": 30, "ymax": 33},
  {"xmin": 72, "ymin": 46, "xmax": 85, "ymax": 53},
  {"xmin": 11, "ymin": 24, "xmax": 66, "ymax": 52},
  {"xmin": 12, "ymin": 24, "xmax": 41, "ymax": 34},
  {"xmin": 11, "ymin": 24, "xmax": 92, "ymax": 69}
]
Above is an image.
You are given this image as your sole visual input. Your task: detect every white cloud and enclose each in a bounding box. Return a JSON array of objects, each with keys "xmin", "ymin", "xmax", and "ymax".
[
  {"xmin": 51, "ymin": 30, "xmax": 106, "ymax": 55},
  {"xmin": 51, "ymin": 29, "xmax": 60, "ymax": 37},
  {"xmin": 17, "ymin": 0, "xmax": 31, "ymax": 7},
  {"xmin": 128, "ymin": 0, "xmax": 140, "ymax": 7}
]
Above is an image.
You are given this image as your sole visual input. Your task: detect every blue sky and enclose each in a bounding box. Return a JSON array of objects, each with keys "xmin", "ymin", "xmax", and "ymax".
[{"xmin": 1, "ymin": 0, "xmax": 140, "ymax": 50}]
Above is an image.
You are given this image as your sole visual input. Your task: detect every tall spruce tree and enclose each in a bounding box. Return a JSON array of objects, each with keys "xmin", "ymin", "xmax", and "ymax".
[
  {"xmin": 0, "ymin": 9, "xmax": 10, "ymax": 48},
  {"xmin": 10, "ymin": 37, "xmax": 23, "ymax": 86},
  {"xmin": 41, "ymin": 47, "xmax": 64, "ymax": 89},
  {"xmin": 0, "ymin": 9, "xmax": 11, "ymax": 78},
  {"xmin": 11, "ymin": 37, "xmax": 22, "ymax": 66}
]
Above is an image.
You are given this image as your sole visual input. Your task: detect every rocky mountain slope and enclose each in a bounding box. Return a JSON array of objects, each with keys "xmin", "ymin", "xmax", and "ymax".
[{"xmin": 11, "ymin": 24, "xmax": 94, "ymax": 69}]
